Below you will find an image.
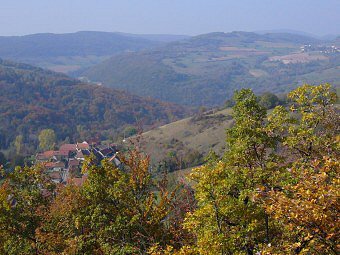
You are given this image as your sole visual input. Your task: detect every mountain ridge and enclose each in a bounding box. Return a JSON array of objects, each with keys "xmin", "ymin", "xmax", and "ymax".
[{"xmin": 0, "ymin": 31, "xmax": 184, "ymax": 74}]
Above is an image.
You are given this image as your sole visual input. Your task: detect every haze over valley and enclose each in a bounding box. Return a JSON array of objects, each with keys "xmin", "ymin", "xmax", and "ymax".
[{"xmin": 1, "ymin": 30, "xmax": 339, "ymax": 107}]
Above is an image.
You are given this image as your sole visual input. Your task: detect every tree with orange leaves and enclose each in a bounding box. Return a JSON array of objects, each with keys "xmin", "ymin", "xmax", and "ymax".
[{"xmin": 263, "ymin": 157, "xmax": 339, "ymax": 254}]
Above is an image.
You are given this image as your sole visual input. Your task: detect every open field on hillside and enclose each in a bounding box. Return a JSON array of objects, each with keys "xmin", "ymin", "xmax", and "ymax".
[
  {"xmin": 130, "ymin": 108, "xmax": 233, "ymax": 167},
  {"xmin": 270, "ymin": 52, "xmax": 328, "ymax": 64}
]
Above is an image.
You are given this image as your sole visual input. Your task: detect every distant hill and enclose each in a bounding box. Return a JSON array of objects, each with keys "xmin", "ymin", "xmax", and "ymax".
[
  {"xmin": 255, "ymin": 29, "xmax": 339, "ymax": 41},
  {"xmin": 0, "ymin": 59, "xmax": 190, "ymax": 151},
  {"xmin": 0, "ymin": 31, "xmax": 188, "ymax": 74},
  {"xmin": 114, "ymin": 32, "xmax": 190, "ymax": 42},
  {"xmin": 82, "ymin": 31, "xmax": 340, "ymax": 106}
]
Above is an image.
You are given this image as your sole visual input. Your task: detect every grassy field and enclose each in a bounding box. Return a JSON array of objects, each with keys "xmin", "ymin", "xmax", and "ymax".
[{"xmin": 129, "ymin": 108, "xmax": 233, "ymax": 166}]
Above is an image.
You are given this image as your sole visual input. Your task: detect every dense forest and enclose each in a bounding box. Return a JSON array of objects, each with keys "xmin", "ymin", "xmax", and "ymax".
[
  {"xmin": 0, "ymin": 59, "xmax": 189, "ymax": 160},
  {"xmin": 0, "ymin": 84, "xmax": 338, "ymax": 254}
]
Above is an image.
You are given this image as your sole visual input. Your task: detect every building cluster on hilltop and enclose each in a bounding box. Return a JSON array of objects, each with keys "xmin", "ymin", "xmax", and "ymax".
[
  {"xmin": 300, "ymin": 44, "xmax": 339, "ymax": 54},
  {"xmin": 35, "ymin": 141, "xmax": 121, "ymax": 186}
]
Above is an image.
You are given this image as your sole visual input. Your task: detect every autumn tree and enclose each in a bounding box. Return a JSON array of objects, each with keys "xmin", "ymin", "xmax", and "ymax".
[
  {"xmin": 263, "ymin": 157, "xmax": 339, "ymax": 254},
  {"xmin": 0, "ymin": 165, "xmax": 56, "ymax": 254},
  {"xmin": 260, "ymin": 83, "xmax": 339, "ymax": 254},
  {"xmin": 0, "ymin": 83, "xmax": 337, "ymax": 255},
  {"xmin": 183, "ymin": 84, "xmax": 338, "ymax": 254},
  {"xmin": 37, "ymin": 148, "xmax": 183, "ymax": 254},
  {"xmin": 284, "ymin": 83, "xmax": 338, "ymax": 160}
]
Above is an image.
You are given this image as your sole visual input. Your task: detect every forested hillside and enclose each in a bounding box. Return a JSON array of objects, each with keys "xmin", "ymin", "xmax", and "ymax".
[
  {"xmin": 0, "ymin": 84, "xmax": 338, "ymax": 254},
  {"xmin": 82, "ymin": 31, "xmax": 340, "ymax": 106},
  {"xmin": 0, "ymin": 31, "xmax": 187, "ymax": 73},
  {"xmin": 0, "ymin": 59, "xmax": 189, "ymax": 153}
]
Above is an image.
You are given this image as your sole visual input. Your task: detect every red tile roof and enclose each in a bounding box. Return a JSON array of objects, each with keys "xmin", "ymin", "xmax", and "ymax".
[
  {"xmin": 37, "ymin": 150, "xmax": 68, "ymax": 160},
  {"xmin": 44, "ymin": 161, "xmax": 65, "ymax": 168},
  {"xmin": 59, "ymin": 144, "xmax": 77, "ymax": 152}
]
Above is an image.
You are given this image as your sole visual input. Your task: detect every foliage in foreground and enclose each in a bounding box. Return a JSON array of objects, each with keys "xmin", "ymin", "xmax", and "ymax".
[
  {"xmin": 0, "ymin": 83, "xmax": 338, "ymax": 254},
  {"xmin": 183, "ymin": 83, "xmax": 339, "ymax": 255},
  {"xmin": 0, "ymin": 149, "xmax": 194, "ymax": 254}
]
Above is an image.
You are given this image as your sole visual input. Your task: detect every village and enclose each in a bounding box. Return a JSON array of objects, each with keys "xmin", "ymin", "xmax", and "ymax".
[
  {"xmin": 35, "ymin": 141, "xmax": 121, "ymax": 186},
  {"xmin": 300, "ymin": 44, "xmax": 340, "ymax": 54}
]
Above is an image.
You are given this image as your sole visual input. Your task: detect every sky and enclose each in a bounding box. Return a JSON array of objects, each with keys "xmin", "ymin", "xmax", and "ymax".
[{"xmin": 0, "ymin": 0, "xmax": 339, "ymax": 36}]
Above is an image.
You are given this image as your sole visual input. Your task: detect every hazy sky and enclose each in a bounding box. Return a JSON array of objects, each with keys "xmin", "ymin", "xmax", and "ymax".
[{"xmin": 1, "ymin": 0, "xmax": 339, "ymax": 36}]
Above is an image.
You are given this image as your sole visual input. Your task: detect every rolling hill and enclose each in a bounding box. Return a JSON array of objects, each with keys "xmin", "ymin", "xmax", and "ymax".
[
  {"xmin": 82, "ymin": 31, "xmax": 340, "ymax": 106},
  {"xmin": 0, "ymin": 59, "xmax": 190, "ymax": 152},
  {"xmin": 0, "ymin": 31, "xmax": 188, "ymax": 74}
]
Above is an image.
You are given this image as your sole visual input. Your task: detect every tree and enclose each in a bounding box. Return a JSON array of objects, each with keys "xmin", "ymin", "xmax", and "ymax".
[
  {"xmin": 263, "ymin": 157, "xmax": 339, "ymax": 254},
  {"xmin": 37, "ymin": 149, "xmax": 182, "ymax": 254},
  {"xmin": 38, "ymin": 129, "xmax": 56, "ymax": 151},
  {"xmin": 259, "ymin": 84, "xmax": 339, "ymax": 254},
  {"xmin": 284, "ymin": 83, "xmax": 338, "ymax": 160},
  {"xmin": 14, "ymin": 135, "xmax": 23, "ymax": 155},
  {"xmin": 259, "ymin": 92, "xmax": 280, "ymax": 109},
  {"xmin": 184, "ymin": 89, "xmax": 284, "ymax": 254},
  {"xmin": 123, "ymin": 125, "xmax": 138, "ymax": 138},
  {"xmin": 0, "ymin": 165, "xmax": 56, "ymax": 254},
  {"xmin": 183, "ymin": 84, "xmax": 338, "ymax": 254},
  {"xmin": 0, "ymin": 83, "xmax": 337, "ymax": 255}
]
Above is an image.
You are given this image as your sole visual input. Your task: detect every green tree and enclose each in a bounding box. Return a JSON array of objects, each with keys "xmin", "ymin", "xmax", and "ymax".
[
  {"xmin": 38, "ymin": 129, "xmax": 56, "ymax": 151},
  {"xmin": 123, "ymin": 125, "xmax": 138, "ymax": 138},
  {"xmin": 184, "ymin": 89, "xmax": 284, "ymax": 254},
  {"xmin": 259, "ymin": 92, "xmax": 280, "ymax": 109}
]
